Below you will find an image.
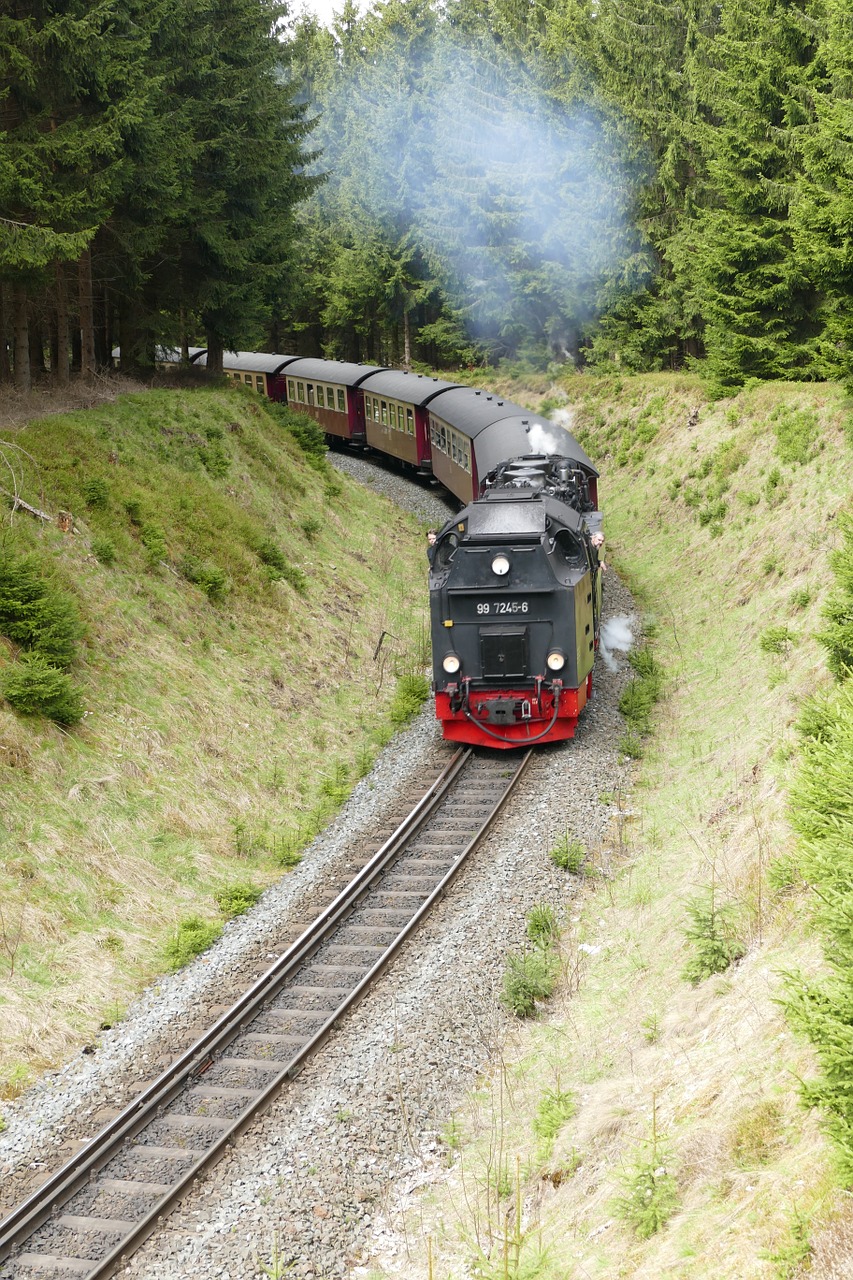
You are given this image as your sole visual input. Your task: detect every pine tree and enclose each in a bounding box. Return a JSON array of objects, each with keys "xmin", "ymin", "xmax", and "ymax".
[
  {"xmin": 790, "ymin": 0, "xmax": 853, "ymax": 387},
  {"xmin": 684, "ymin": 0, "xmax": 822, "ymax": 391},
  {"xmin": 0, "ymin": 0, "xmax": 153, "ymax": 386}
]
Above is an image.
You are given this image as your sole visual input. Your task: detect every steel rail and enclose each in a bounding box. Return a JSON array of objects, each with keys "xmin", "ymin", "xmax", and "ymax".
[{"xmin": 0, "ymin": 746, "xmax": 532, "ymax": 1280}]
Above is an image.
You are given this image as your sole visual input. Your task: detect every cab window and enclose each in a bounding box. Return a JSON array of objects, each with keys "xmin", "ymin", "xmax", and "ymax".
[{"xmin": 435, "ymin": 532, "xmax": 459, "ymax": 568}]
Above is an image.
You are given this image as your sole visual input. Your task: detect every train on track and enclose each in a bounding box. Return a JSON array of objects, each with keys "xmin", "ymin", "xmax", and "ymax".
[{"xmin": 145, "ymin": 347, "xmax": 604, "ymax": 748}]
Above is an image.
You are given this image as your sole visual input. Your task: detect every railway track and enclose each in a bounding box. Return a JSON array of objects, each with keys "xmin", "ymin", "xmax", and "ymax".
[{"xmin": 0, "ymin": 747, "xmax": 532, "ymax": 1280}]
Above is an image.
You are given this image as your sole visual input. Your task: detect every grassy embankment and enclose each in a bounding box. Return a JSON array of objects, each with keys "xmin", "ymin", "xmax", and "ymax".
[
  {"xmin": 378, "ymin": 374, "xmax": 853, "ymax": 1279},
  {"xmin": 0, "ymin": 384, "xmax": 430, "ymax": 1104}
]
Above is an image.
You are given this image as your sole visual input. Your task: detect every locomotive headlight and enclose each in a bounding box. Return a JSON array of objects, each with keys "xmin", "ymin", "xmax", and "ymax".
[
  {"xmin": 442, "ymin": 653, "xmax": 461, "ymax": 674},
  {"xmin": 546, "ymin": 650, "xmax": 566, "ymax": 672},
  {"xmin": 491, "ymin": 554, "xmax": 510, "ymax": 577}
]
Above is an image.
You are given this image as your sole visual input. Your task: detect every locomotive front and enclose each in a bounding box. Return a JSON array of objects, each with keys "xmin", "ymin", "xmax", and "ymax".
[{"xmin": 429, "ymin": 456, "xmax": 602, "ymax": 748}]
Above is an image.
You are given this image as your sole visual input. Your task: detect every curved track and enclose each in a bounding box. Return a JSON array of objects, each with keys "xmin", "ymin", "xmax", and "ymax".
[{"xmin": 0, "ymin": 748, "xmax": 531, "ymax": 1280}]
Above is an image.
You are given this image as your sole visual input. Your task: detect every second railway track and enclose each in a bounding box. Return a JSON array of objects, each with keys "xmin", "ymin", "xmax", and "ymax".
[{"xmin": 0, "ymin": 747, "xmax": 532, "ymax": 1280}]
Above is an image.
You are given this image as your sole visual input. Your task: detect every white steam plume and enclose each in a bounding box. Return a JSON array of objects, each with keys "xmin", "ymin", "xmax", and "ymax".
[
  {"xmin": 599, "ymin": 614, "xmax": 634, "ymax": 673},
  {"xmin": 307, "ymin": 28, "xmax": 646, "ymax": 353}
]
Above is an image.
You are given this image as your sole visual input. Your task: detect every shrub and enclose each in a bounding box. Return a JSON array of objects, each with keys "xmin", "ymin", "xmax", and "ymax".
[
  {"xmin": 526, "ymin": 903, "xmax": 559, "ymax": 947},
  {"xmin": 772, "ymin": 405, "xmax": 819, "ymax": 466},
  {"xmin": 81, "ymin": 477, "xmax": 110, "ymax": 508},
  {"xmin": 618, "ymin": 647, "xmax": 663, "ymax": 737},
  {"xmin": 0, "ymin": 553, "xmax": 83, "ymax": 669},
  {"xmin": 550, "ymin": 833, "xmax": 585, "ymax": 873},
  {"xmin": 164, "ymin": 916, "xmax": 223, "ymax": 969},
  {"xmin": 620, "ymin": 730, "xmax": 644, "ymax": 759},
  {"xmin": 764, "ymin": 466, "xmax": 786, "ymax": 505},
  {"xmin": 501, "ymin": 948, "xmax": 558, "ymax": 1017},
  {"xmin": 318, "ymin": 760, "xmax": 352, "ymax": 809},
  {"xmin": 140, "ymin": 522, "xmax": 167, "ymax": 567},
  {"xmin": 830, "ymin": 513, "xmax": 853, "ymax": 594},
  {"xmin": 533, "ymin": 1088, "xmax": 576, "ymax": 1159},
  {"xmin": 91, "ymin": 537, "xmax": 116, "ymax": 566},
  {"xmin": 389, "ymin": 673, "xmax": 430, "ymax": 726},
  {"xmin": 301, "ymin": 517, "xmax": 321, "ymax": 541},
  {"xmin": 759, "ymin": 625, "xmax": 795, "ymax": 656},
  {"xmin": 817, "ymin": 594, "xmax": 853, "ymax": 679},
  {"xmin": 255, "ymin": 539, "xmax": 307, "ymax": 594},
  {"xmin": 790, "ymin": 587, "xmax": 811, "ymax": 610},
  {"xmin": 682, "ymin": 886, "xmax": 745, "ymax": 985},
  {"xmin": 270, "ymin": 406, "xmax": 328, "ymax": 469},
  {"xmin": 214, "ymin": 883, "xmax": 264, "ymax": 918},
  {"xmin": 713, "ymin": 440, "xmax": 748, "ymax": 478},
  {"xmin": 257, "ymin": 538, "xmax": 288, "ymax": 573},
  {"xmin": 615, "ymin": 1154, "xmax": 678, "ymax": 1239},
  {"xmin": 796, "ymin": 691, "xmax": 838, "ymax": 744},
  {"xmin": 182, "ymin": 558, "xmax": 228, "ymax": 602},
  {"xmin": 2, "ymin": 654, "xmax": 84, "ymax": 725},
  {"xmin": 698, "ymin": 499, "xmax": 727, "ymax": 528},
  {"xmin": 198, "ymin": 430, "xmax": 229, "ymax": 477}
]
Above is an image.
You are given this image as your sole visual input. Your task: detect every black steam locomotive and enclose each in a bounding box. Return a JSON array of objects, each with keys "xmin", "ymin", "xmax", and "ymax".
[
  {"xmin": 129, "ymin": 347, "xmax": 603, "ymax": 747},
  {"xmin": 429, "ymin": 454, "xmax": 602, "ymax": 747}
]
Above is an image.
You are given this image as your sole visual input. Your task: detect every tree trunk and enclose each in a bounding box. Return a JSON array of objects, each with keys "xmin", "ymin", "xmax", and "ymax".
[
  {"xmin": 94, "ymin": 280, "xmax": 109, "ymax": 369},
  {"xmin": 78, "ymin": 247, "xmax": 95, "ymax": 381},
  {"xmin": 205, "ymin": 331, "xmax": 223, "ymax": 373},
  {"xmin": 180, "ymin": 306, "xmax": 189, "ymax": 362},
  {"xmin": 28, "ymin": 317, "xmax": 45, "ymax": 376},
  {"xmin": 403, "ymin": 308, "xmax": 411, "ymax": 368},
  {"xmin": 53, "ymin": 261, "xmax": 69, "ymax": 385},
  {"xmin": 0, "ymin": 283, "xmax": 11, "ymax": 382},
  {"xmin": 12, "ymin": 284, "xmax": 30, "ymax": 391}
]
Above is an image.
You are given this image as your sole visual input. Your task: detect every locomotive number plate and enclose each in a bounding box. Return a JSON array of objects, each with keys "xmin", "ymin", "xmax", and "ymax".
[{"xmin": 476, "ymin": 600, "xmax": 530, "ymax": 615}]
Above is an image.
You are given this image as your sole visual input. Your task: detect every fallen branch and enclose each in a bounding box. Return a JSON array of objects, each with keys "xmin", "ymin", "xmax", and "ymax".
[{"xmin": 10, "ymin": 495, "xmax": 51, "ymax": 522}]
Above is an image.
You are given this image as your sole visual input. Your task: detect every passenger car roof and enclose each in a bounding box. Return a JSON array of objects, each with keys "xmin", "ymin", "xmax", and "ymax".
[
  {"xmin": 357, "ymin": 370, "xmax": 461, "ymax": 406},
  {"xmin": 282, "ymin": 358, "xmax": 386, "ymax": 386},
  {"xmin": 427, "ymin": 387, "xmax": 527, "ymax": 436},
  {"xmin": 195, "ymin": 351, "xmax": 299, "ymax": 374}
]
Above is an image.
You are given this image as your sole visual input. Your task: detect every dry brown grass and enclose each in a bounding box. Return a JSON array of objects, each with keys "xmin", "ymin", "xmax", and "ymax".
[{"xmin": 0, "ymin": 371, "xmax": 144, "ymax": 433}]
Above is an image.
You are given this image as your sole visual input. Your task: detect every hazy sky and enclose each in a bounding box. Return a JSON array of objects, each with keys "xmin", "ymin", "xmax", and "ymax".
[{"xmin": 295, "ymin": 0, "xmax": 350, "ymax": 28}]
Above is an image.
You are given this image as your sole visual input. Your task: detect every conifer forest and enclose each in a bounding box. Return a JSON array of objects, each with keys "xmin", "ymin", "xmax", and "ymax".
[{"xmin": 2, "ymin": 0, "xmax": 853, "ymax": 394}]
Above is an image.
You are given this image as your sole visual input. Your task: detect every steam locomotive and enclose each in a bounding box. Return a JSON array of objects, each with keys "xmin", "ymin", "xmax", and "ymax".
[{"xmin": 140, "ymin": 347, "xmax": 603, "ymax": 747}]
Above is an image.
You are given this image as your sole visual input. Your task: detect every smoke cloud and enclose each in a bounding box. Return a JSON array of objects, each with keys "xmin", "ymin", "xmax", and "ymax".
[
  {"xmin": 599, "ymin": 613, "xmax": 634, "ymax": 672},
  {"xmin": 309, "ymin": 27, "xmax": 644, "ymax": 354}
]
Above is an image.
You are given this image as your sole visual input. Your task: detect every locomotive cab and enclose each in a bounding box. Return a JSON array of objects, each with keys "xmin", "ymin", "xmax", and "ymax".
[{"xmin": 430, "ymin": 461, "xmax": 601, "ymax": 748}]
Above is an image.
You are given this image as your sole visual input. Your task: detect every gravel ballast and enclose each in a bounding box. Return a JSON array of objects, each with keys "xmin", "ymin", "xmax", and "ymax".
[{"xmin": 0, "ymin": 453, "xmax": 637, "ymax": 1280}]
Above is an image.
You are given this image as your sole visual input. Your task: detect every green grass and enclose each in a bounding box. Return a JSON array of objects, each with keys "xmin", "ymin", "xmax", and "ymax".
[
  {"xmin": 0, "ymin": 383, "xmax": 431, "ymax": 1081},
  {"xmin": 387, "ymin": 370, "xmax": 850, "ymax": 1279}
]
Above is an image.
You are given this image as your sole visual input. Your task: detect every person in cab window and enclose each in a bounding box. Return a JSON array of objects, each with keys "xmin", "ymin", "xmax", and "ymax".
[{"xmin": 591, "ymin": 531, "xmax": 607, "ymax": 572}]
